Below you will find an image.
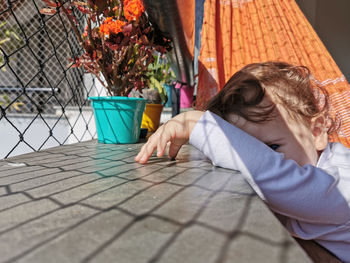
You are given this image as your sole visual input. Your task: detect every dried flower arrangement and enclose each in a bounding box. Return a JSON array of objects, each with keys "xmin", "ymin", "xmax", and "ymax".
[{"xmin": 40, "ymin": 0, "xmax": 172, "ymax": 96}]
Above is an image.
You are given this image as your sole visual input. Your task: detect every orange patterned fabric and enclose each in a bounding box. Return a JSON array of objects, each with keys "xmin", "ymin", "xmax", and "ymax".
[
  {"xmin": 197, "ymin": 0, "xmax": 350, "ymax": 148},
  {"xmin": 176, "ymin": 0, "xmax": 195, "ymax": 56}
]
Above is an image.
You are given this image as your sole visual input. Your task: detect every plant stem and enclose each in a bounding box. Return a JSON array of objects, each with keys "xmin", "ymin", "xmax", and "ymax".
[{"xmin": 57, "ymin": 0, "xmax": 83, "ymax": 46}]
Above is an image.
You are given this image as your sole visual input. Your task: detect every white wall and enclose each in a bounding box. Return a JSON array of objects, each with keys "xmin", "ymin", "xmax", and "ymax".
[
  {"xmin": 0, "ymin": 114, "xmax": 68, "ymax": 159},
  {"xmin": 0, "ymin": 109, "xmax": 96, "ymax": 159}
]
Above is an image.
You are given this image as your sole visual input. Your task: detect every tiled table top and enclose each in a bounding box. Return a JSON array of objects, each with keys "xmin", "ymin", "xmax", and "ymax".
[{"xmin": 0, "ymin": 140, "xmax": 310, "ymax": 263}]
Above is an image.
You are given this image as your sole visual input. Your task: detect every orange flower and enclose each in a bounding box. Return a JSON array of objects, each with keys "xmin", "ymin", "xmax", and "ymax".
[
  {"xmin": 124, "ymin": 0, "xmax": 145, "ymax": 21},
  {"xmin": 100, "ymin": 17, "xmax": 126, "ymax": 36},
  {"xmin": 109, "ymin": 20, "xmax": 126, "ymax": 34}
]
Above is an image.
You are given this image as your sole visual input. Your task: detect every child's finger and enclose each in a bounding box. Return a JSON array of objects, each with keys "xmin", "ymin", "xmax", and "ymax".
[
  {"xmin": 138, "ymin": 147, "xmax": 154, "ymax": 163},
  {"xmin": 135, "ymin": 141, "xmax": 150, "ymax": 160},
  {"xmin": 156, "ymin": 130, "xmax": 170, "ymax": 157},
  {"xmin": 135, "ymin": 138, "xmax": 157, "ymax": 163},
  {"xmin": 134, "ymin": 148, "xmax": 144, "ymax": 162},
  {"xmin": 168, "ymin": 143, "xmax": 182, "ymax": 158},
  {"xmin": 134, "ymin": 146, "xmax": 146, "ymax": 163}
]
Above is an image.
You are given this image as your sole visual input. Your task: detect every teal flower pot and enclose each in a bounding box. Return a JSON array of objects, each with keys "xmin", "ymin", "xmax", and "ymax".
[
  {"xmin": 164, "ymin": 84, "xmax": 173, "ymax": 107},
  {"xmin": 88, "ymin": 97, "xmax": 146, "ymax": 144}
]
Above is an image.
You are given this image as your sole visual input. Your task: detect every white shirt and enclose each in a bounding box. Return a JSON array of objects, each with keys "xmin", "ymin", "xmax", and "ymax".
[{"xmin": 189, "ymin": 111, "xmax": 350, "ymax": 262}]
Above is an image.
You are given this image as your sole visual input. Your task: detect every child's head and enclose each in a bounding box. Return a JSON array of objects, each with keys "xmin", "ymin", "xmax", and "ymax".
[{"xmin": 206, "ymin": 61, "xmax": 334, "ymax": 166}]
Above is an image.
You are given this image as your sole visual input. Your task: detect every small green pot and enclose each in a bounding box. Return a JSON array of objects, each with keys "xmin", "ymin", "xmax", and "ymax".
[{"xmin": 88, "ymin": 96, "xmax": 146, "ymax": 144}]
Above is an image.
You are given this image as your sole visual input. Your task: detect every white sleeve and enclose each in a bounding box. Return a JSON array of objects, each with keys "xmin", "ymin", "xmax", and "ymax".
[{"xmin": 189, "ymin": 111, "xmax": 350, "ymax": 224}]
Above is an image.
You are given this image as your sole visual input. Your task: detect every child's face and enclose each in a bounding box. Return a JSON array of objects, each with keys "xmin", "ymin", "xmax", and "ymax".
[{"xmin": 228, "ymin": 99, "xmax": 328, "ymax": 166}]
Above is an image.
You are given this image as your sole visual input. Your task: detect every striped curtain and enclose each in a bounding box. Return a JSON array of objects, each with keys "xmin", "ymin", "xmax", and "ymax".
[{"xmin": 197, "ymin": 0, "xmax": 350, "ymax": 147}]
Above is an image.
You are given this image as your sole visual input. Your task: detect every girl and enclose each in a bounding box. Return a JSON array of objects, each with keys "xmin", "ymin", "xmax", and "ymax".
[{"xmin": 135, "ymin": 62, "xmax": 350, "ymax": 262}]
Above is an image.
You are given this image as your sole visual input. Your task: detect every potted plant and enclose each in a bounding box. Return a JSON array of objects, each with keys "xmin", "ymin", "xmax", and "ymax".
[
  {"xmin": 132, "ymin": 53, "xmax": 175, "ymax": 132},
  {"xmin": 40, "ymin": 0, "xmax": 171, "ymax": 144},
  {"xmin": 146, "ymin": 53, "xmax": 175, "ymax": 106}
]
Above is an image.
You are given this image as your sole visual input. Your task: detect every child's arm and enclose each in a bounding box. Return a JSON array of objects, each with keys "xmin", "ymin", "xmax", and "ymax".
[
  {"xmin": 189, "ymin": 111, "xmax": 350, "ymax": 225},
  {"xmin": 136, "ymin": 110, "xmax": 350, "ymax": 224},
  {"xmin": 135, "ymin": 110, "xmax": 204, "ymax": 164}
]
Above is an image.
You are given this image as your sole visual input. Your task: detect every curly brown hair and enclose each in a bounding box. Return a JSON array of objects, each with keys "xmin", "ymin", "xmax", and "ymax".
[{"xmin": 205, "ymin": 61, "xmax": 337, "ymax": 134}]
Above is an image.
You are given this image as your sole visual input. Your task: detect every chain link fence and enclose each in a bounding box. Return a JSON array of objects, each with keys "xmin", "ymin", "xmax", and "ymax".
[{"xmin": 0, "ymin": 0, "xmax": 102, "ymax": 159}]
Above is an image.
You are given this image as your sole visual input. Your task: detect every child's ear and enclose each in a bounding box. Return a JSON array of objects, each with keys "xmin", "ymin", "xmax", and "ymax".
[{"xmin": 311, "ymin": 115, "xmax": 328, "ymax": 151}]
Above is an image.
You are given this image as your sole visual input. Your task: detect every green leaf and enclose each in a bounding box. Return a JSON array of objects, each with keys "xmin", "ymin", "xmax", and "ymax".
[
  {"xmin": 0, "ymin": 38, "xmax": 10, "ymax": 45},
  {"xmin": 0, "ymin": 21, "xmax": 7, "ymax": 28},
  {"xmin": 150, "ymin": 76, "xmax": 167, "ymax": 104},
  {"xmin": 10, "ymin": 32, "xmax": 21, "ymax": 41}
]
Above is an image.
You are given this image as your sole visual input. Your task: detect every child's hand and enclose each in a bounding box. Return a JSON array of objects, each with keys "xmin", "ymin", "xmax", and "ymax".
[{"xmin": 135, "ymin": 110, "xmax": 204, "ymax": 164}]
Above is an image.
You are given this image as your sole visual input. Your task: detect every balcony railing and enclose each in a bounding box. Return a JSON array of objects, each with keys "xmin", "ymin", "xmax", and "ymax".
[{"xmin": 0, "ymin": 0, "xmax": 101, "ymax": 159}]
